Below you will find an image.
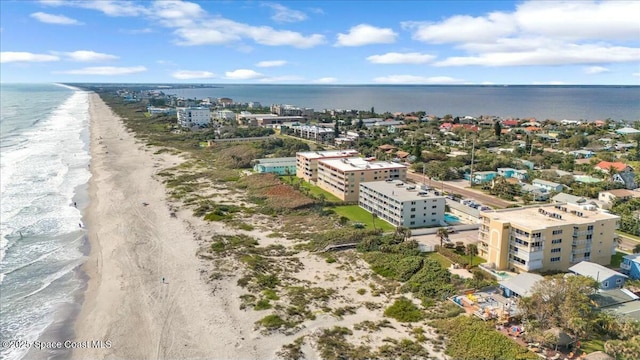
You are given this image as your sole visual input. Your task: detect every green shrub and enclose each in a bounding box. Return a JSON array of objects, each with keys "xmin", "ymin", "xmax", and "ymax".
[
  {"xmin": 254, "ymin": 299, "xmax": 272, "ymax": 310},
  {"xmin": 262, "ymin": 289, "xmax": 279, "ymax": 300},
  {"xmin": 384, "ymin": 297, "xmax": 425, "ymax": 322},
  {"xmin": 356, "ymin": 288, "xmax": 366, "ymax": 295},
  {"xmin": 256, "ymin": 314, "xmax": 287, "ymax": 330}
]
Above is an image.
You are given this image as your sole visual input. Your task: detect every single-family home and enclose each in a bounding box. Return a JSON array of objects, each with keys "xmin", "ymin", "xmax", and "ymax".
[
  {"xmin": 621, "ymin": 254, "xmax": 640, "ymax": 280},
  {"xmin": 520, "ymin": 184, "xmax": 549, "ymax": 201},
  {"xmin": 569, "ymin": 150, "xmax": 595, "ymax": 158},
  {"xmin": 616, "ymin": 127, "xmax": 640, "ymax": 136},
  {"xmin": 468, "ymin": 171, "xmax": 498, "ymax": 184},
  {"xmin": 499, "ymin": 273, "xmax": 544, "ymax": 298},
  {"xmin": 598, "ymin": 189, "xmax": 640, "ymax": 208},
  {"xmin": 532, "ymin": 179, "xmax": 564, "ymax": 193},
  {"xmin": 497, "ymin": 168, "xmax": 528, "ymax": 180},
  {"xmin": 594, "ymin": 161, "xmax": 637, "ymax": 189},
  {"xmin": 501, "ymin": 119, "xmax": 519, "ymax": 128},
  {"xmin": 569, "ymin": 261, "xmax": 628, "ymax": 290}
]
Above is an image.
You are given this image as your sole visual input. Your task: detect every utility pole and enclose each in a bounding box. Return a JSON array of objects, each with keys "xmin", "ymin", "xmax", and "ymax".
[
  {"xmin": 469, "ymin": 137, "xmax": 476, "ymax": 187},
  {"xmin": 422, "ymin": 163, "xmax": 426, "ymax": 186}
]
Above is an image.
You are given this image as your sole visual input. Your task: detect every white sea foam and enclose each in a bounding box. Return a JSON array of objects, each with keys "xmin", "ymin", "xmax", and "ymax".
[{"xmin": 0, "ymin": 84, "xmax": 91, "ymax": 360}]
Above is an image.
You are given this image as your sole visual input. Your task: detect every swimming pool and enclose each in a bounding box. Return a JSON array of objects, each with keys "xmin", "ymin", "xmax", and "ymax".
[{"xmin": 444, "ymin": 213, "xmax": 460, "ymax": 224}]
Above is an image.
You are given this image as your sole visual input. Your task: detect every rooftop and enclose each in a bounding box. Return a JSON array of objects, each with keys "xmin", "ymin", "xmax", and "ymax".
[
  {"xmin": 481, "ymin": 203, "xmax": 620, "ymax": 229},
  {"xmin": 319, "ymin": 157, "xmax": 407, "ymax": 172},
  {"xmin": 498, "ymin": 273, "xmax": 544, "ymax": 297},
  {"xmin": 297, "ymin": 149, "xmax": 359, "ymax": 160},
  {"xmin": 360, "ymin": 180, "xmax": 445, "ymax": 202},
  {"xmin": 569, "ymin": 261, "xmax": 627, "ymax": 282}
]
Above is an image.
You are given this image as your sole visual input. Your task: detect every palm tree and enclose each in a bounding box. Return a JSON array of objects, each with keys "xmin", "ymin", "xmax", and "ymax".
[
  {"xmin": 436, "ymin": 227, "xmax": 449, "ymax": 248},
  {"xmin": 371, "ymin": 213, "xmax": 378, "ymax": 231},
  {"xmin": 466, "ymin": 243, "xmax": 478, "ymax": 267}
]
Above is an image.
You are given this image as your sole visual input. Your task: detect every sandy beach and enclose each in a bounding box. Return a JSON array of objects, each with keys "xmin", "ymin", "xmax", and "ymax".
[
  {"xmin": 73, "ymin": 93, "xmax": 448, "ymax": 360},
  {"xmin": 73, "ymin": 94, "xmax": 276, "ymax": 359}
]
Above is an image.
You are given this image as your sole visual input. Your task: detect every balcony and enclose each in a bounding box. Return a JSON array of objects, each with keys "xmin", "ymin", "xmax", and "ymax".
[
  {"xmin": 572, "ymin": 247, "xmax": 592, "ymax": 255},
  {"xmin": 620, "ymin": 263, "xmax": 631, "ymax": 271}
]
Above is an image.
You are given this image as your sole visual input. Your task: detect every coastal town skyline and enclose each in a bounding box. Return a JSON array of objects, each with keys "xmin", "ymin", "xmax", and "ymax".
[{"xmin": 1, "ymin": 0, "xmax": 639, "ymax": 85}]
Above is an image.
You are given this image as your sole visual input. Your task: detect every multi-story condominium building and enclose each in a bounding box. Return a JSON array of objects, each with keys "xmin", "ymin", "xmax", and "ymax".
[
  {"xmin": 177, "ymin": 107, "xmax": 211, "ymax": 128},
  {"xmin": 478, "ymin": 203, "xmax": 620, "ymax": 273},
  {"xmin": 359, "ymin": 180, "xmax": 445, "ymax": 228},
  {"xmin": 212, "ymin": 109, "xmax": 236, "ymax": 122},
  {"xmin": 291, "ymin": 125, "xmax": 334, "ymax": 143},
  {"xmin": 270, "ymin": 104, "xmax": 314, "ymax": 118},
  {"xmin": 317, "ymin": 158, "xmax": 407, "ymax": 202},
  {"xmin": 295, "ymin": 150, "xmax": 359, "ymax": 183}
]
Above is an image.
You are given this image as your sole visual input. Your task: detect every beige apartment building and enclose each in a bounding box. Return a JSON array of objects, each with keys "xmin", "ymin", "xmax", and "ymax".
[
  {"xmin": 295, "ymin": 150, "xmax": 359, "ymax": 182},
  {"xmin": 317, "ymin": 157, "xmax": 407, "ymax": 202},
  {"xmin": 478, "ymin": 203, "xmax": 620, "ymax": 273}
]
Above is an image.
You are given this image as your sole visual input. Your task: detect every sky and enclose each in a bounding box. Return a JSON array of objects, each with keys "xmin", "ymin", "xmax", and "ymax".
[{"xmin": 1, "ymin": 0, "xmax": 639, "ymax": 85}]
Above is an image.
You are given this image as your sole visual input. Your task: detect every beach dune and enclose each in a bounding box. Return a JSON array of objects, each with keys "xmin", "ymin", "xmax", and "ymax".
[{"xmin": 73, "ymin": 94, "xmax": 264, "ymax": 359}]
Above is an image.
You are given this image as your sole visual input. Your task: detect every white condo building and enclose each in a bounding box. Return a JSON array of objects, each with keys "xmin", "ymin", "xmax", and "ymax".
[
  {"xmin": 177, "ymin": 107, "xmax": 211, "ymax": 128},
  {"xmin": 359, "ymin": 181, "xmax": 446, "ymax": 228}
]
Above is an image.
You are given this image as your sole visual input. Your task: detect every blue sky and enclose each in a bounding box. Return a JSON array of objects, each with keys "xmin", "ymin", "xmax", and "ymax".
[{"xmin": 1, "ymin": 0, "xmax": 639, "ymax": 84}]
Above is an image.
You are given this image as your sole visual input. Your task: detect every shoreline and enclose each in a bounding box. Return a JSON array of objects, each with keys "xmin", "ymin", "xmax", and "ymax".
[{"xmin": 71, "ymin": 93, "xmax": 267, "ymax": 359}]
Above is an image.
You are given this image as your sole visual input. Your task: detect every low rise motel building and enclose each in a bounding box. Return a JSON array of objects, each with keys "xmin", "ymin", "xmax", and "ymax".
[
  {"xmin": 478, "ymin": 203, "xmax": 620, "ymax": 273},
  {"xmin": 359, "ymin": 180, "xmax": 445, "ymax": 228},
  {"xmin": 295, "ymin": 150, "xmax": 359, "ymax": 183},
  {"xmin": 316, "ymin": 157, "xmax": 407, "ymax": 202}
]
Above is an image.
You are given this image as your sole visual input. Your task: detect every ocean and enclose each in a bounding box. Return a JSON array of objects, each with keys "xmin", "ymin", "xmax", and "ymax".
[
  {"xmin": 0, "ymin": 83, "xmax": 91, "ymax": 360},
  {"xmin": 164, "ymin": 85, "xmax": 640, "ymax": 122}
]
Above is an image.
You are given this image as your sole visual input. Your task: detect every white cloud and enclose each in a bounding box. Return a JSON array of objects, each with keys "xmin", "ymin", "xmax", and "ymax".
[
  {"xmin": 632, "ymin": 73, "xmax": 640, "ymax": 77},
  {"xmin": 263, "ymin": 3, "xmax": 307, "ymax": 23},
  {"xmin": 373, "ymin": 75, "xmax": 464, "ymax": 84},
  {"xmin": 402, "ymin": 12, "xmax": 515, "ymax": 44},
  {"xmin": 585, "ymin": 66, "xmax": 610, "ymax": 75},
  {"xmin": 1, "ymin": 51, "xmax": 59, "ymax": 63},
  {"xmin": 30, "ymin": 12, "xmax": 83, "ymax": 25},
  {"xmin": 435, "ymin": 43, "xmax": 640, "ymax": 67},
  {"xmin": 312, "ymin": 77, "xmax": 338, "ymax": 84},
  {"xmin": 256, "ymin": 60, "xmax": 287, "ymax": 67},
  {"xmin": 120, "ymin": 28, "xmax": 153, "ymax": 34},
  {"xmin": 225, "ymin": 69, "xmax": 264, "ymax": 80},
  {"xmin": 335, "ymin": 24, "xmax": 397, "ymax": 47},
  {"xmin": 405, "ymin": 1, "xmax": 640, "ymax": 69},
  {"xmin": 171, "ymin": 70, "xmax": 215, "ymax": 79},
  {"xmin": 41, "ymin": 0, "xmax": 325, "ymax": 48},
  {"xmin": 367, "ymin": 52, "xmax": 435, "ymax": 64},
  {"xmin": 59, "ymin": 66, "xmax": 147, "ymax": 75},
  {"xmin": 59, "ymin": 50, "xmax": 119, "ymax": 62}
]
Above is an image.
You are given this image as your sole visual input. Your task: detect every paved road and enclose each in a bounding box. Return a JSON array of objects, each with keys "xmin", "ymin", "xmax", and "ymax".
[{"xmin": 406, "ymin": 172, "xmax": 513, "ymax": 209}]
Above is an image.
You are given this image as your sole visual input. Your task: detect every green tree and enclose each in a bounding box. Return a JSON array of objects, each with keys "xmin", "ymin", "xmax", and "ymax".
[
  {"xmin": 436, "ymin": 227, "xmax": 449, "ymax": 248},
  {"xmin": 466, "ymin": 243, "xmax": 478, "ymax": 267},
  {"xmin": 334, "ymin": 118, "xmax": 340, "ymax": 138},
  {"xmin": 494, "ymin": 121, "xmax": 502, "ymax": 138}
]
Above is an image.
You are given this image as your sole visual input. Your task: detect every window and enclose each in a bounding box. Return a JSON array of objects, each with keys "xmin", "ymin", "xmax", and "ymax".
[
  {"xmin": 552, "ymin": 229, "xmax": 563, "ymax": 235},
  {"xmin": 411, "ymin": 208, "xmax": 416, "ymax": 212},
  {"xmin": 432, "ymin": 205, "xmax": 437, "ymax": 209},
  {"xmin": 603, "ymin": 281, "xmax": 609, "ymax": 288},
  {"xmin": 616, "ymin": 278, "xmax": 623, "ymax": 284},
  {"xmin": 584, "ymin": 252, "xmax": 591, "ymax": 257},
  {"xmin": 552, "ymin": 239, "xmax": 562, "ymax": 244},
  {"xmin": 410, "ymin": 221, "xmax": 415, "ymax": 225},
  {"xmin": 410, "ymin": 215, "xmax": 415, "ymax": 219},
  {"xmin": 432, "ymin": 212, "xmax": 436, "ymax": 215},
  {"xmin": 551, "ymin": 248, "xmax": 561, "ymax": 253},
  {"xmin": 551, "ymin": 257, "xmax": 561, "ymax": 262},
  {"xmin": 587, "ymin": 225, "xmax": 594, "ymax": 231},
  {"xmin": 586, "ymin": 234, "xmax": 593, "ymax": 240}
]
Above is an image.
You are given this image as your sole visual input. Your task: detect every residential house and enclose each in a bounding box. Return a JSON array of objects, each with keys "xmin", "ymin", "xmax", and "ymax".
[
  {"xmin": 598, "ymin": 189, "xmax": 640, "ymax": 209},
  {"xmin": 616, "ymin": 127, "xmax": 640, "ymax": 136},
  {"xmin": 253, "ymin": 157, "xmax": 296, "ymax": 175},
  {"xmin": 468, "ymin": 171, "xmax": 498, "ymax": 184},
  {"xmin": 569, "ymin": 150, "xmax": 596, "ymax": 158},
  {"xmin": 621, "ymin": 254, "xmax": 640, "ymax": 280},
  {"xmin": 501, "ymin": 119, "xmax": 519, "ymax": 128},
  {"xmin": 478, "ymin": 204, "xmax": 620, "ymax": 272},
  {"xmin": 212, "ymin": 109, "xmax": 236, "ymax": 122},
  {"xmin": 532, "ymin": 179, "xmax": 564, "ymax": 193},
  {"xmin": 569, "ymin": 261, "xmax": 627, "ymax": 290},
  {"xmin": 499, "ymin": 273, "xmax": 544, "ymax": 298},
  {"xmin": 594, "ymin": 161, "xmax": 637, "ymax": 190},
  {"xmin": 359, "ymin": 180, "xmax": 445, "ymax": 228},
  {"xmin": 520, "ymin": 184, "xmax": 549, "ymax": 201},
  {"xmin": 497, "ymin": 168, "xmax": 528, "ymax": 181},
  {"xmin": 551, "ymin": 193, "xmax": 589, "ymax": 207}
]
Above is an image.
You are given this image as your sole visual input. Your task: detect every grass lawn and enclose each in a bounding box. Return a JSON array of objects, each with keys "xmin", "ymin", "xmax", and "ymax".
[
  {"xmin": 580, "ymin": 339, "xmax": 605, "ymax": 353},
  {"xmin": 470, "ymin": 255, "xmax": 487, "ymax": 267},
  {"xmin": 332, "ymin": 205, "xmax": 395, "ymax": 232},
  {"xmin": 280, "ymin": 177, "xmax": 343, "ymax": 203},
  {"xmin": 426, "ymin": 252, "xmax": 453, "ymax": 269},
  {"xmin": 610, "ymin": 252, "xmax": 626, "ymax": 268}
]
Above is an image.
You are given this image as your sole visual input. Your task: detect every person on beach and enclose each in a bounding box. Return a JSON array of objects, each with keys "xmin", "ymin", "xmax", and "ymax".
[{"xmin": 162, "ymin": 277, "xmax": 165, "ymax": 284}]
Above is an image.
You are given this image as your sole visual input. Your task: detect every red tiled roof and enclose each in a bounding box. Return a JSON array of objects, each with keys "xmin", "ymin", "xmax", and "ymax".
[{"xmin": 595, "ymin": 161, "xmax": 629, "ymax": 172}]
